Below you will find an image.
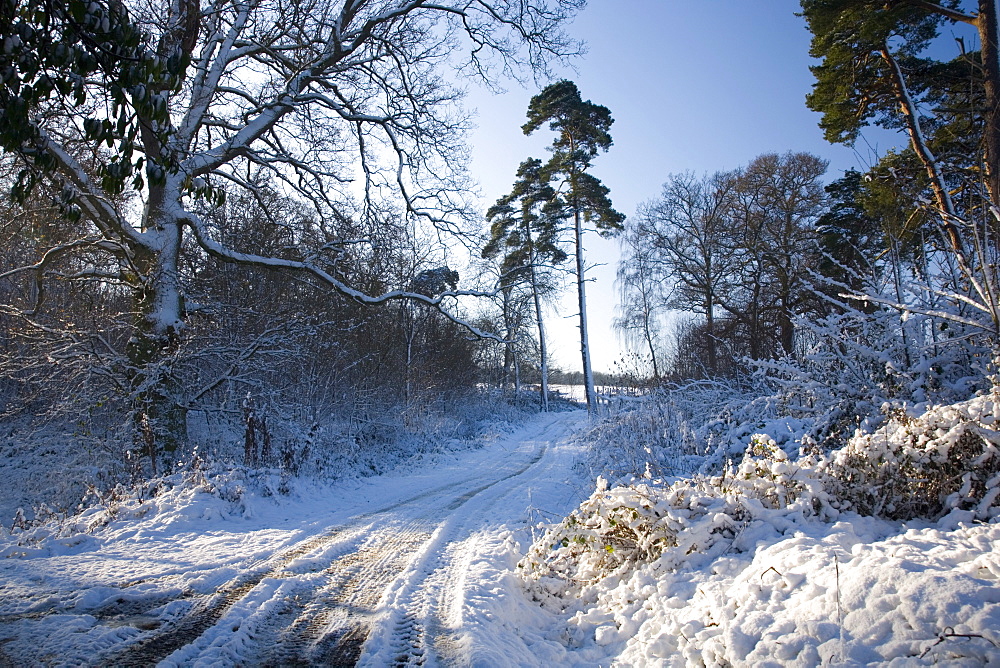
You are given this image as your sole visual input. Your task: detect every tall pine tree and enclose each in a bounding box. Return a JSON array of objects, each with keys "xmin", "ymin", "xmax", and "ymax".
[
  {"xmin": 484, "ymin": 158, "xmax": 567, "ymax": 411},
  {"xmin": 523, "ymin": 80, "xmax": 624, "ymax": 413}
]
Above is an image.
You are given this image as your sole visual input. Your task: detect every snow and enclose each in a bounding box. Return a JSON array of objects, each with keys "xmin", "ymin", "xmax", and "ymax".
[
  {"xmin": 561, "ymin": 514, "xmax": 1000, "ymax": 667},
  {"xmin": 2, "ymin": 404, "xmax": 999, "ymax": 666},
  {"xmin": 0, "ymin": 411, "xmax": 591, "ymax": 665}
]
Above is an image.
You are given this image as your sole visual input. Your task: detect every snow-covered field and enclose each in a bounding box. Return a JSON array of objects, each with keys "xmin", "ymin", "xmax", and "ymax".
[
  {"xmin": 548, "ymin": 384, "xmax": 587, "ymax": 403},
  {"xmin": 1, "ymin": 406, "xmax": 999, "ymax": 666}
]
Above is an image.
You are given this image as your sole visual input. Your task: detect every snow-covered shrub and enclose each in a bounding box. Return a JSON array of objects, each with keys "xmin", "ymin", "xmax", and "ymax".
[
  {"xmin": 522, "ymin": 388, "xmax": 1000, "ymax": 608},
  {"xmin": 518, "ymin": 477, "xmax": 684, "ymax": 599},
  {"xmin": 579, "ymin": 375, "xmax": 829, "ymax": 485},
  {"xmin": 824, "ymin": 389, "xmax": 1000, "ymax": 521},
  {"xmin": 753, "ymin": 270, "xmax": 991, "ymax": 454},
  {"xmin": 519, "ymin": 443, "xmax": 835, "ymax": 607},
  {"xmin": 575, "ymin": 392, "xmax": 702, "ymax": 482}
]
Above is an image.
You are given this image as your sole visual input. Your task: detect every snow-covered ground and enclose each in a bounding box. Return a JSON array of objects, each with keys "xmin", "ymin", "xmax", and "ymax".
[
  {"xmin": 2, "ymin": 406, "xmax": 999, "ymax": 666},
  {"xmin": 549, "ymin": 384, "xmax": 586, "ymax": 403},
  {"xmin": 523, "ymin": 491, "xmax": 1000, "ymax": 666},
  {"xmin": 0, "ymin": 411, "xmax": 592, "ymax": 666}
]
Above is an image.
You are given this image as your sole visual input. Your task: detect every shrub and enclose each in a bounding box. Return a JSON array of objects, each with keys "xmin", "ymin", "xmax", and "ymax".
[
  {"xmin": 825, "ymin": 390, "xmax": 1000, "ymax": 521},
  {"xmin": 518, "ymin": 441, "xmax": 834, "ymax": 606},
  {"xmin": 521, "ymin": 389, "xmax": 1000, "ymax": 600}
]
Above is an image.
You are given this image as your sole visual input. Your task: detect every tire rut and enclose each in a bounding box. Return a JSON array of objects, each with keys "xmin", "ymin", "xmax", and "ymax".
[
  {"xmin": 92, "ymin": 476, "xmax": 476, "ymax": 666},
  {"xmin": 88, "ymin": 438, "xmax": 552, "ymax": 667},
  {"xmin": 264, "ymin": 519, "xmax": 433, "ymax": 665},
  {"xmin": 101, "ymin": 522, "xmax": 361, "ymax": 666},
  {"xmin": 258, "ymin": 442, "xmax": 550, "ymax": 666},
  {"xmin": 363, "ymin": 441, "xmax": 553, "ymax": 667},
  {"xmin": 390, "ymin": 611, "xmax": 427, "ymax": 667}
]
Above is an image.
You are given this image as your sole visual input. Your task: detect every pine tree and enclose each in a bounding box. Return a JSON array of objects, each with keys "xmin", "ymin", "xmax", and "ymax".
[
  {"xmin": 802, "ymin": 0, "xmax": 1000, "ymax": 339},
  {"xmin": 522, "ymin": 80, "xmax": 624, "ymax": 413},
  {"xmin": 484, "ymin": 158, "xmax": 566, "ymax": 411}
]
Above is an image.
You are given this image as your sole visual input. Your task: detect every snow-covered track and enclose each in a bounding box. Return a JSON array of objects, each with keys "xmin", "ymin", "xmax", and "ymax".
[
  {"xmin": 0, "ymin": 410, "xmax": 585, "ymax": 667},
  {"xmin": 224, "ymin": 436, "xmax": 552, "ymax": 665},
  {"xmin": 101, "ymin": 522, "xmax": 365, "ymax": 665},
  {"xmin": 360, "ymin": 416, "xmax": 579, "ymax": 666}
]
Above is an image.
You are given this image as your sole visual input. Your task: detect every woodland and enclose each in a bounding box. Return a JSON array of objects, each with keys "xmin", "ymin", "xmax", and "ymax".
[
  {"xmin": 1, "ymin": 0, "xmax": 1000, "ymax": 525},
  {"xmin": 3, "ymin": 2, "xmax": 1000, "ymax": 664}
]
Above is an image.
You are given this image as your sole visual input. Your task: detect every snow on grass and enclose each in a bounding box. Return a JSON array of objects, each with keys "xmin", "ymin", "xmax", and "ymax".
[
  {"xmin": 517, "ymin": 389, "xmax": 1000, "ymax": 666},
  {"xmin": 525, "ymin": 508, "xmax": 1000, "ymax": 666},
  {"xmin": 4, "ymin": 389, "xmax": 1000, "ymax": 666}
]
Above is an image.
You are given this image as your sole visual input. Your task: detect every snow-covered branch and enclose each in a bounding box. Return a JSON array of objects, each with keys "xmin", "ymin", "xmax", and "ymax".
[{"xmin": 182, "ymin": 211, "xmax": 506, "ymax": 341}]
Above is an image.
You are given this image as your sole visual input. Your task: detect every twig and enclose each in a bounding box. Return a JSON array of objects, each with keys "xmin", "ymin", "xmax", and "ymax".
[{"xmin": 919, "ymin": 626, "xmax": 999, "ymax": 659}]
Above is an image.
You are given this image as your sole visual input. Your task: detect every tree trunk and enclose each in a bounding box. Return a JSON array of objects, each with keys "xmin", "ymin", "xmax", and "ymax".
[
  {"xmin": 514, "ymin": 352, "xmax": 522, "ymax": 394},
  {"xmin": 779, "ymin": 245, "xmax": 794, "ymax": 356},
  {"xmin": 779, "ymin": 293, "xmax": 794, "ymax": 356},
  {"xmin": 706, "ymin": 293, "xmax": 717, "ymax": 376},
  {"xmin": 403, "ymin": 304, "xmax": 415, "ymax": 406},
  {"xmin": 642, "ymin": 300, "xmax": 660, "ymax": 382},
  {"xmin": 880, "ymin": 46, "xmax": 963, "ymax": 250},
  {"xmin": 528, "ymin": 236, "xmax": 550, "ymax": 412},
  {"xmin": 501, "ymin": 286, "xmax": 515, "ymax": 392},
  {"xmin": 749, "ymin": 278, "xmax": 762, "ymax": 359},
  {"xmin": 575, "ymin": 207, "xmax": 596, "ymax": 412},
  {"xmin": 125, "ymin": 207, "xmax": 188, "ymax": 467},
  {"xmin": 890, "ymin": 238, "xmax": 914, "ymax": 370},
  {"xmin": 881, "ymin": 42, "xmax": 1000, "ymax": 333},
  {"xmin": 978, "ymin": 0, "xmax": 1000, "ymax": 205},
  {"xmin": 533, "ymin": 281, "xmax": 550, "ymax": 412}
]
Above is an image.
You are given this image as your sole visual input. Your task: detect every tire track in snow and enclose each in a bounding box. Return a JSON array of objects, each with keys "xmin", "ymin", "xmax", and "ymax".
[
  {"xmin": 0, "ymin": 477, "xmax": 476, "ymax": 629},
  {"xmin": 98, "ymin": 412, "xmax": 574, "ymax": 666},
  {"xmin": 263, "ymin": 519, "xmax": 434, "ymax": 666},
  {"xmin": 361, "ymin": 412, "xmax": 583, "ymax": 667},
  {"xmin": 263, "ymin": 433, "xmax": 552, "ymax": 665},
  {"xmin": 101, "ymin": 522, "xmax": 367, "ymax": 666},
  {"xmin": 101, "ymin": 477, "xmax": 475, "ymax": 666}
]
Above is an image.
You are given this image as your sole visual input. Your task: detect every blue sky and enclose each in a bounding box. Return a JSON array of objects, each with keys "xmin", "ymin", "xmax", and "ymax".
[{"xmin": 464, "ymin": 1, "xmax": 969, "ymax": 375}]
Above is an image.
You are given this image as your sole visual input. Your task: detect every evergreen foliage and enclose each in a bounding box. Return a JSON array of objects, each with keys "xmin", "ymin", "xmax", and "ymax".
[
  {"xmin": 0, "ymin": 0, "xmax": 186, "ymax": 206},
  {"xmin": 522, "ymin": 80, "xmax": 624, "ymax": 412},
  {"xmin": 483, "ymin": 158, "xmax": 567, "ymax": 275},
  {"xmin": 483, "ymin": 157, "xmax": 566, "ymax": 410}
]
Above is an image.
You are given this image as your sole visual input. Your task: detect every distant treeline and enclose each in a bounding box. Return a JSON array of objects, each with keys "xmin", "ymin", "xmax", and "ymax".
[{"xmin": 545, "ymin": 369, "xmax": 639, "ymax": 387}]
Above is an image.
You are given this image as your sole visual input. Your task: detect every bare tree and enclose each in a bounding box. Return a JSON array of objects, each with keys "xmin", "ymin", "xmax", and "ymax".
[
  {"xmin": 622, "ymin": 153, "xmax": 827, "ymax": 379},
  {"xmin": 0, "ymin": 0, "xmax": 583, "ymax": 454},
  {"xmin": 632, "ymin": 171, "xmax": 736, "ymax": 376},
  {"xmin": 615, "ymin": 218, "xmax": 670, "ymax": 381},
  {"xmin": 735, "ymin": 152, "xmax": 828, "ymax": 356}
]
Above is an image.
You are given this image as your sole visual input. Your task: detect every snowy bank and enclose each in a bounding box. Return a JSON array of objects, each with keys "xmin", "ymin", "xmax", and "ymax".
[{"xmin": 519, "ymin": 391, "xmax": 1000, "ymax": 665}]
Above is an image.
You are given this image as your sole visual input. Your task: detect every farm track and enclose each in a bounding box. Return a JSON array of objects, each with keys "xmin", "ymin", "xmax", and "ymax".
[
  {"xmin": 101, "ymin": 522, "xmax": 363, "ymax": 666},
  {"xmin": 99, "ymin": 418, "xmax": 560, "ymax": 666}
]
